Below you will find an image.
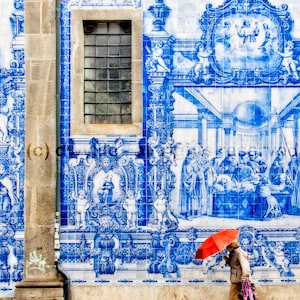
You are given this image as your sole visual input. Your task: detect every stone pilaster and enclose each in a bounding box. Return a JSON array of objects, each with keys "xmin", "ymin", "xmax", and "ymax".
[{"xmin": 15, "ymin": 1, "xmax": 64, "ymax": 299}]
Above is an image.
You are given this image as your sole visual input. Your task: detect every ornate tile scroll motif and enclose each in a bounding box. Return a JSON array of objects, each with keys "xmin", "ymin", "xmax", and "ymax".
[
  {"xmin": 0, "ymin": 0, "xmax": 25, "ymax": 296},
  {"xmin": 173, "ymin": 0, "xmax": 299, "ymax": 86},
  {"xmin": 60, "ymin": 138, "xmax": 145, "ymax": 277},
  {"xmin": 144, "ymin": 0, "xmax": 179, "ymax": 235}
]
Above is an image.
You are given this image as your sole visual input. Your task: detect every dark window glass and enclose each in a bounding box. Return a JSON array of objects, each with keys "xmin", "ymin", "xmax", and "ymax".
[{"xmin": 83, "ymin": 20, "xmax": 132, "ymax": 124}]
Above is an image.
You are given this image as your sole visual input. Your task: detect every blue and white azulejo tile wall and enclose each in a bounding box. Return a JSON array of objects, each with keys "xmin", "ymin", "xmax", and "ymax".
[
  {"xmin": 56, "ymin": 0, "xmax": 300, "ymax": 285},
  {"xmin": 0, "ymin": 0, "xmax": 300, "ymax": 294},
  {"xmin": 3, "ymin": 0, "xmax": 300, "ymax": 297},
  {"xmin": 59, "ymin": 0, "xmax": 300, "ymax": 287},
  {"xmin": 0, "ymin": 0, "xmax": 25, "ymax": 297}
]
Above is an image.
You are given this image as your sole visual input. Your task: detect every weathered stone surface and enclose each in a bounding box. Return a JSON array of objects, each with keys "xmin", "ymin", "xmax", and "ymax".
[
  {"xmin": 69, "ymin": 285, "xmax": 300, "ymax": 300},
  {"xmin": 16, "ymin": 1, "xmax": 65, "ymax": 298}
]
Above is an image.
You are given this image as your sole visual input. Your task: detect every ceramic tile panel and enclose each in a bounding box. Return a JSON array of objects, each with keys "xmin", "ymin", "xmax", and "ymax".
[
  {"xmin": 4, "ymin": 0, "xmax": 299, "ymax": 297},
  {"xmin": 62, "ymin": 0, "xmax": 300, "ymax": 289},
  {"xmin": 0, "ymin": 0, "xmax": 25, "ymax": 297}
]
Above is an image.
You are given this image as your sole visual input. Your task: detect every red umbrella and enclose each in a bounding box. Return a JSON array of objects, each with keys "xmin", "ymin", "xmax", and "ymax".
[{"xmin": 195, "ymin": 229, "xmax": 239, "ymax": 260}]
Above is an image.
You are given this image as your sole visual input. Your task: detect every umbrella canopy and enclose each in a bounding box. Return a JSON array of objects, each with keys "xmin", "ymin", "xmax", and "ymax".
[{"xmin": 195, "ymin": 229, "xmax": 239, "ymax": 260}]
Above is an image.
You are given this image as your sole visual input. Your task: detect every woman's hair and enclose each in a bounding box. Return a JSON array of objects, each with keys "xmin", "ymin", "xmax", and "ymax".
[{"xmin": 229, "ymin": 239, "xmax": 239, "ymax": 249}]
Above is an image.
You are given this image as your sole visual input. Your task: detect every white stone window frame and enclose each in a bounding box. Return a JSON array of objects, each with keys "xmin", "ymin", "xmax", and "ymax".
[{"xmin": 71, "ymin": 8, "xmax": 142, "ymax": 136}]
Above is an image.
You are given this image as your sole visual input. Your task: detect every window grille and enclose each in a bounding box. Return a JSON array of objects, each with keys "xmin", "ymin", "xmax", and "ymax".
[{"xmin": 83, "ymin": 20, "xmax": 132, "ymax": 124}]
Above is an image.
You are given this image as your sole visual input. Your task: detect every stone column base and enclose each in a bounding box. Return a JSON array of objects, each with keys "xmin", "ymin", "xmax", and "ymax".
[{"xmin": 15, "ymin": 280, "xmax": 64, "ymax": 300}]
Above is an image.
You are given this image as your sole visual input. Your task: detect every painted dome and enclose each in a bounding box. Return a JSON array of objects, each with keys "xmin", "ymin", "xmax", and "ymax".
[{"xmin": 233, "ymin": 101, "xmax": 267, "ymax": 126}]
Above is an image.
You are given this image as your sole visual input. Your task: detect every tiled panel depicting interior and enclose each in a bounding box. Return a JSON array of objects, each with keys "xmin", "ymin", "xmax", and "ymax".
[
  {"xmin": 59, "ymin": 0, "xmax": 300, "ymax": 288},
  {"xmin": 0, "ymin": 0, "xmax": 25, "ymax": 297}
]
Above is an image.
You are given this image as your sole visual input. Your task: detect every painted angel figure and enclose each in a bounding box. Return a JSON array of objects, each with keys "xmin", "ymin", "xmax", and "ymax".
[
  {"xmin": 145, "ymin": 41, "xmax": 170, "ymax": 73},
  {"xmin": 195, "ymin": 43, "xmax": 212, "ymax": 76},
  {"xmin": 72, "ymin": 189, "xmax": 90, "ymax": 229},
  {"xmin": 153, "ymin": 189, "xmax": 178, "ymax": 230},
  {"xmin": 123, "ymin": 190, "xmax": 138, "ymax": 229},
  {"xmin": 278, "ymin": 40, "xmax": 299, "ymax": 80},
  {"xmin": 162, "ymin": 137, "xmax": 177, "ymax": 166},
  {"xmin": 189, "ymin": 42, "xmax": 212, "ymax": 83},
  {"xmin": 269, "ymin": 241, "xmax": 294, "ymax": 276},
  {"xmin": 153, "ymin": 190, "xmax": 168, "ymax": 229}
]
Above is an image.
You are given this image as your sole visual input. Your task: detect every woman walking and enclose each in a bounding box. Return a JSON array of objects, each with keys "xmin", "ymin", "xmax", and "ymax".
[{"xmin": 224, "ymin": 240, "xmax": 252, "ymax": 300}]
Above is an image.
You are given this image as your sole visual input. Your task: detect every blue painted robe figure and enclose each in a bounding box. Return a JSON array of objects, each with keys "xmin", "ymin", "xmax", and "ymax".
[
  {"xmin": 269, "ymin": 148, "xmax": 288, "ymax": 185},
  {"xmin": 98, "ymin": 173, "xmax": 114, "ymax": 206},
  {"xmin": 0, "ymin": 181, "xmax": 12, "ymax": 216},
  {"xmin": 179, "ymin": 149, "xmax": 207, "ymax": 219},
  {"xmin": 0, "ymin": 238, "xmax": 10, "ymax": 283}
]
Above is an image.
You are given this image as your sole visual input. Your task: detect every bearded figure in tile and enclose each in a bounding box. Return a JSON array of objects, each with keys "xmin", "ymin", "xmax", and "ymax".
[{"xmin": 179, "ymin": 147, "xmax": 210, "ymax": 219}]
